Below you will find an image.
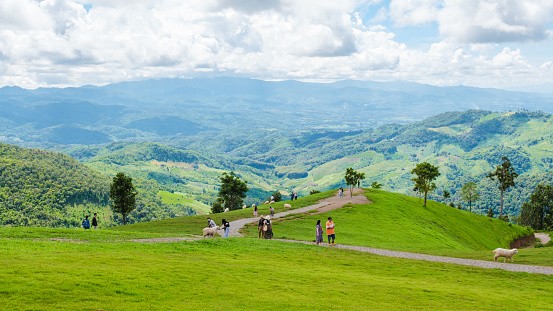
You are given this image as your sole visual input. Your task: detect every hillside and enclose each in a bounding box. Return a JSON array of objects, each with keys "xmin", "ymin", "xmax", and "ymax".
[
  {"xmin": 72, "ymin": 110, "xmax": 553, "ymax": 219},
  {"xmin": 0, "ymin": 143, "xmax": 195, "ymax": 227},
  {"xmin": 256, "ymin": 190, "xmax": 532, "ymax": 252}
]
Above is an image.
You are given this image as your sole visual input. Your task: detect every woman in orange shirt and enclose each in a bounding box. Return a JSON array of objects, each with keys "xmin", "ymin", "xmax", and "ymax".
[{"xmin": 326, "ymin": 217, "xmax": 335, "ymax": 245}]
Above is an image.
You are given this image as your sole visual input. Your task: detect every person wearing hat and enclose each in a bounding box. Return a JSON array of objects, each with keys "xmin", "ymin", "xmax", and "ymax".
[
  {"xmin": 326, "ymin": 217, "xmax": 336, "ymax": 245},
  {"xmin": 258, "ymin": 215, "xmax": 265, "ymax": 239},
  {"xmin": 263, "ymin": 216, "xmax": 273, "ymax": 239}
]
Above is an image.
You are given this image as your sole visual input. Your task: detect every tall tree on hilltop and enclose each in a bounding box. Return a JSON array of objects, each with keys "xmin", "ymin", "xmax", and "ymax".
[
  {"xmin": 110, "ymin": 172, "xmax": 137, "ymax": 225},
  {"xmin": 411, "ymin": 162, "xmax": 440, "ymax": 207},
  {"xmin": 344, "ymin": 167, "xmax": 365, "ymax": 197},
  {"xmin": 486, "ymin": 157, "xmax": 518, "ymax": 217},
  {"xmin": 460, "ymin": 182, "xmax": 479, "ymax": 212},
  {"xmin": 218, "ymin": 171, "xmax": 249, "ymax": 211},
  {"xmin": 520, "ymin": 184, "xmax": 553, "ymax": 230}
]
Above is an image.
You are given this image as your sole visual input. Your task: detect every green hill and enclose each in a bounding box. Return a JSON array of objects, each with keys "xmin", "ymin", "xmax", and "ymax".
[
  {"xmin": 256, "ymin": 190, "xmax": 532, "ymax": 252},
  {"xmin": 0, "ymin": 143, "xmax": 195, "ymax": 227}
]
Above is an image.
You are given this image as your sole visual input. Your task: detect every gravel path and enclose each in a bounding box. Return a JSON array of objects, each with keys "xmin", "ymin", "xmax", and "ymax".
[
  {"xmin": 274, "ymin": 239, "xmax": 553, "ymax": 275},
  {"xmin": 221, "ymin": 188, "xmax": 370, "ymax": 237}
]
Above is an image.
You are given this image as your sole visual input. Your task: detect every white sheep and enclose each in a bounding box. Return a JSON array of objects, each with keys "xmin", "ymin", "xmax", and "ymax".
[
  {"xmin": 203, "ymin": 226, "xmax": 221, "ymax": 238},
  {"xmin": 493, "ymin": 248, "xmax": 518, "ymax": 263},
  {"xmin": 284, "ymin": 203, "xmax": 291, "ymax": 209},
  {"xmin": 242, "ymin": 205, "xmax": 247, "ymax": 209},
  {"xmin": 264, "ymin": 201, "xmax": 270, "ymax": 204},
  {"xmin": 224, "ymin": 208, "xmax": 229, "ymax": 213},
  {"xmin": 251, "ymin": 204, "xmax": 256, "ymax": 208},
  {"xmin": 270, "ymin": 200, "xmax": 275, "ymax": 204}
]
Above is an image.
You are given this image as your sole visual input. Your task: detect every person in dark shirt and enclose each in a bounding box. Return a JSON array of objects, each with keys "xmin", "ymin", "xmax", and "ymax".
[
  {"xmin": 222, "ymin": 219, "xmax": 230, "ymax": 237},
  {"xmin": 92, "ymin": 213, "xmax": 98, "ymax": 229},
  {"xmin": 258, "ymin": 215, "xmax": 264, "ymax": 239}
]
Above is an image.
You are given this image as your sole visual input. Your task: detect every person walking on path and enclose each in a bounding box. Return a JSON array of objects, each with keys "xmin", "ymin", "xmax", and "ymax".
[
  {"xmin": 263, "ymin": 216, "xmax": 273, "ymax": 239},
  {"xmin": 316, "ymin": 220, "xmax": 324, "ymax": 245},
  {"xmin": 270, "ymin": 205, "xmax": 275, "ymax": 216},
  {"xmin": 207, "ymin": 217, "xmax": 216, "ymax": 228},
  {"xmin": 92, "ymin": 213, "xmax": 98, "ymax": 229},
  {"xmin": 295, "ymin": 192, "xmax": 298, "ymax": 200},
  {"xmin": 258, "ymin": 215, "xmax": 265, "ymax": 239},
  {"xmin": 326, "ymin": 217, "xmax": 336, "ymax": 245},
  {"xmin": 254, "ymin": 206, "xmax": 258, "ymax": 217},
  {"xmin": 221, "ymin": 219, "xmax": 230, "ymax": 237},
  {"xmin": 339, "ymin": 188, "xmax": 343, "ymax": 198},
  {"xmin": 82, "ymin": 215, "xmax": 90, "ymax": 229}
]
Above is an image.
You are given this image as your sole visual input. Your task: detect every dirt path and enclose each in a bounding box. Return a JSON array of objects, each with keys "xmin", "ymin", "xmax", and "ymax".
[
  {"xmin": 535, "ymin": 232, "xmax": 551, "ymax": 244},
  {"xmin": 223, "ymin": 188, "xmax": 370, "ymax": 237},
  {"xmin": 274, "ymin": 239, "xmax": 553, "ymax": 275}
]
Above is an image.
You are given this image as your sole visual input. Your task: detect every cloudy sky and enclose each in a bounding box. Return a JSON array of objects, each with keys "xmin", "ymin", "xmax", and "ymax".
[{"xmin": 1, "ymin": 0, "xmax": 553, "ymax": 89}]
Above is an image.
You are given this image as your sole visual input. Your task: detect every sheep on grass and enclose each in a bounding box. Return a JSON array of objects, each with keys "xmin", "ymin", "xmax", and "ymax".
[
  {"xmin": 493, "ymin": 248, "xmax": 518, "ymax": 263},
  {"xmin": 284, "ymin": 203, "xmax": 291, "ymax": 209},
  {"xmin": 224, "ymin": 208, "xmax": 229, "ymax": 213},
  {"xmin": 203, "ymin": 226, "xmax": 221, "ymax": 238}
]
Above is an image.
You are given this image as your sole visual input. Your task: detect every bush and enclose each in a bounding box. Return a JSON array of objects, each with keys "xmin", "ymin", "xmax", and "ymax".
[
  {"xmin": 498, "ymin": 215, "xmax": 510, "ymax": 222},
  {"xmin": 211, "ymin": 198, "xmax": 224, "ymax": 214},
  {"xmin": 487, "ymin": 208, "xmax": 494, "ymax": 218},
  {"xmin": 371, "ymin": 182, "xmax": 383, "ymax": 189},
  {"xmin": 449, "ymin": 202, "xmax": 455, "ymax": 208},
  {"xmin": 309, "ymin": 190, "xmax": 320, "ymax": 195},
  {"xmin": 271, "ymin": 191, "xmax": 282, "ymax": 202}
]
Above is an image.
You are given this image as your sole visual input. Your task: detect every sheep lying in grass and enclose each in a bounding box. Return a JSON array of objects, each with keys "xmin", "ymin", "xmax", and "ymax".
[
  {"xmin": 284, "ymin": 203, "xmax": 291, "ymax": 209},
  {"xmin": 270, "ymin": 200, "xmax": 275, "ymax": 204},
  {"xmin": 242, "ymin": 205, "xmax": 247, "ymax": 209},
  {"xmin": 224, "ymin": 208, "xmax": 229, "ymax": 213},
  {"xmin": 251, "ymin": 204, "xmax": 256, "ymax": 208},
  {"xmin": 493, "ymin": 248, "xmax": 518, "ymax": 263},
  {"xmin": 264, "ymin": 201, "xmax": 269, "ymax": 204},
  {"xmin": 203, "ymin": 226, "xmax": 221, "ymax": 238}
]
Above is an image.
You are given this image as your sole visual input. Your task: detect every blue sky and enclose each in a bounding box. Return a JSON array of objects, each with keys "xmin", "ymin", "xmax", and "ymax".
[{"xmin": 0, "ymin": 0, "xmax": 552, "ymax": 90}]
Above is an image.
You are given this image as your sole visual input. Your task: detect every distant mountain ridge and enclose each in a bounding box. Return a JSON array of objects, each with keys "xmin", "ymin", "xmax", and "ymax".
[{"xmin": 1, "ymin": 77, "xmax": 552, "ymax": 147}]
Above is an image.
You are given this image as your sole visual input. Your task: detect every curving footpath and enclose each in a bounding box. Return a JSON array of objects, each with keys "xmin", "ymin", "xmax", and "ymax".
[
  {"xmin": 218, "ymin": 188, "xmax": 370, "ymax": 237},
  {"xmin": 217, "ymin": 189, "xmax": 553, "ymax": 276}
]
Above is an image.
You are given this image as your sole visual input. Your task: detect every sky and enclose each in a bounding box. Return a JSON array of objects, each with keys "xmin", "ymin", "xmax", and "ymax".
[{"xmin": 1, "ymin": 0, "xmax": 553, "ymax": 90}]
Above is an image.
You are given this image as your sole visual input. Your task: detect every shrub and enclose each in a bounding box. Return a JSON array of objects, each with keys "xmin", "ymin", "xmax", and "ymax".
[
  {"xmin": 309, "ymin": 190, "xmax": 320, "ymax": 195},
  {"xmin": 271, "ymin": 191, "xmax": 282, "ymax": 202},
  {"xmin": 487, "ymin": 208, "xmax": 494, "ymax": 218}
]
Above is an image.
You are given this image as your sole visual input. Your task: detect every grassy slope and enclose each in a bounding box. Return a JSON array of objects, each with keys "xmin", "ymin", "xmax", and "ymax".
[
  {"xmin": 158, "ymin": 190, "xmax": 211, "ymax": 215},
  {"xmin": 1, "ymin": 233, "xmax": 553, "ymax": 311},
  {"xmin": 251, "ymin": 190, "xmax": 532, "ymax": 252},
  {"xmin": 107, "ymin": 189, "xmax": 336, "ymax": 235}
]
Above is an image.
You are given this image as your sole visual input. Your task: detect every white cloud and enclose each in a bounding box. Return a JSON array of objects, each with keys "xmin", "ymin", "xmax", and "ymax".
[{"xmin": 0, "ymin": 0, "xmax": 551, "ymax": 89}]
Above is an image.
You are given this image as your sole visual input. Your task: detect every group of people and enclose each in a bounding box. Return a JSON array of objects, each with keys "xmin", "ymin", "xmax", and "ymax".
[
  {"xmin": 257, "ymin": 215, "xmax": 273, "ymax": 239},
  {"xmin": 316, "ymin": 217, "xmax": 336, "ymax": 245},
  {"xmin": 207, "ymin": 217, "xmax": 231, "ymax": 237},
  {"xmin": 82, "ymin": 213, "xmax": 98, "ymax": 229},
  {"xmin": 290, "ymin": 192, "xmax": 298, "ymax": 201}
]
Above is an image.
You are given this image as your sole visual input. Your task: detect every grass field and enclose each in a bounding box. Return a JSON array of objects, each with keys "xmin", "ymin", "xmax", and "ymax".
[
  {"xmin": 108, "ymin": 189, "xmax": 336, "ymax": 235},
  {"xmin": 157, "ymin": 190, "xmax": 212, "ymax": 215},
  {"xmin": 2, "ymin": 231, "xmax": 553, "ymax": 310},
  {"xmin": 247, "ymin": 190, "xmax": 531, "ymax": 251}
]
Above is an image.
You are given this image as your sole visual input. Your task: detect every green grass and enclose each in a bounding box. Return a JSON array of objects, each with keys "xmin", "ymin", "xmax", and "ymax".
[
  {"xmin": 1, "ymin": 235, "xmax": 553, "ymax": 310},
  {"xmin": 107, "ymin": 189, "xmax": 337, "ymax": 235},
  {"xmin": 246, "ymin": 190, "xmax": 531, "ymax": 252},
  {"xmin": 158, "ymin": 191, "xmax": 194, "ymax": 204}
]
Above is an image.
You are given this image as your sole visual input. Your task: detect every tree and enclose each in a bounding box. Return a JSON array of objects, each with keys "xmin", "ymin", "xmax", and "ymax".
[
  {"xmin": 109, "ymin": 172, "xmax": 137, "ymax": 225},
  {"xmin": 371, "ymin": 181, "xmax": 382, "ymax": 189},
  {"xmin": 271, "ymin": 191, "xmax": 282, "ymax": 202},
  {"xmin": 460, "ymin": 182, "xmax": 479, "ymax": 213},
  {"xmin": 486, "ymin": 157, "xmax": 518, "ymax": 217},
  {"xmin": 410, "ymin": 162, "xmax": 440, "ymax": 207},
  {"xmin": 442, "ymin": 190, "xmax": 450, "ymax": 201},
  {"xmin": 487, "ymin": 208, "xmax": 494, "ymax": 218},
  {"xmin": 211, "ymin": 197, "xmax": 224, "ymax": 214},
  {"xmin": 218, "ymin": 171, "xmax": 249, "ymax": 211},
  {"xmin": 344, "ymin": 167, "xmax": 365, "ymax": 197},
  {"xmin": 520, "ymin": 184, "xmax": 553, "ymax": 230}
]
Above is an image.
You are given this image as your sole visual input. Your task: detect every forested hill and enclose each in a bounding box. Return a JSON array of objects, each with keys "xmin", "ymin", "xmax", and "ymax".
[
  {"xmin": 0, "ymin": 143, "xmax": 110, "ymax": 226},
  {"xmin": 0, "ymin": 143, "xmax": 195, "ymax": 227}
]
